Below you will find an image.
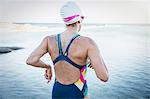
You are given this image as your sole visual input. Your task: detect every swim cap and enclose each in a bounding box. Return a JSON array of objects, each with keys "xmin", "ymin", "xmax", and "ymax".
[{"xmin": 60, "ymin": 1, "xmax": 84, "ymax": 25}]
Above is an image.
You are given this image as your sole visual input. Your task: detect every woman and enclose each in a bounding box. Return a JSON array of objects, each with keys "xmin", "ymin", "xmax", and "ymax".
[{"xmin": 26, "ymin": 1, "xmax": 109, "ymax": 99}]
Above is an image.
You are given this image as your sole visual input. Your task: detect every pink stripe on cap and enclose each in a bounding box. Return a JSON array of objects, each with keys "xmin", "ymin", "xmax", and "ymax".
[{"xmin": 63, "ymin": 14, "xmax": 80, "ymax": 22}]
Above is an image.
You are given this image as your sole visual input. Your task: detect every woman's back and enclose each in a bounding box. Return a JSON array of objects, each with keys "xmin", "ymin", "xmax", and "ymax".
[{"xmin": 47, "ymin": 33, "xmax": 89, "ymax": 85}]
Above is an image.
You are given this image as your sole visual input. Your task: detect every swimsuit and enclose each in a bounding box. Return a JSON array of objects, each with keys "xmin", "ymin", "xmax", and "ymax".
[{"xmin": 52, "ymin": 33, "xmax": 88, "ymax": 99}]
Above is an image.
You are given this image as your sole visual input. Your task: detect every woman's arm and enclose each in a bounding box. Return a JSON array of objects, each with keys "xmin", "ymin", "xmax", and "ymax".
[
  {"xmin": 26, "ymin": 36, "xmax": 51, "ymax": 68},
  {"xmin": 87, "ymin": 38, "xmax": 109, "ymax": 82}
]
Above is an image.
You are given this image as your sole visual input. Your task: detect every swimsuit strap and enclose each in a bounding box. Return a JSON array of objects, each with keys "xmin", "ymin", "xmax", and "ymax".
[
  {"xmin": 58, "ymin": 34, "xmax": 63, "ymax": 55},
  {"xmin": 58, "ymin": 33, "xmax": 80, "ymax": 56},
  {"xmin": 53, "ymin": 33, "xmax": 85, "ymax": 70},
  {"xmin": 64, "ymin": 34, "xmax": 80, "ymax": 56}
]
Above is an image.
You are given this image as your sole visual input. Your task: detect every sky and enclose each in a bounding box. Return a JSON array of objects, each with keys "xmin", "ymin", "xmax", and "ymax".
[{"xmin": 0, "ymin": 0, "xmax": 150, "ymax": 24}]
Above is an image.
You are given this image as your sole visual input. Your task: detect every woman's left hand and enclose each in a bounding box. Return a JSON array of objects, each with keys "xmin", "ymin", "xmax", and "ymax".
[
  {"xmin": 87, "ymin": 58, "xmax": 94, "ymax": 69},
  {"xmin": 87, "ymin": 62, "xmax": 94, "ymax": 69}
]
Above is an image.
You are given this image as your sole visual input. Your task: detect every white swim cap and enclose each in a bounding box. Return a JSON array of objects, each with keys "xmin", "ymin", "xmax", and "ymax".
[{"xmin": 60, "ymin": 1, "xmax": 84, "ymax": 25}]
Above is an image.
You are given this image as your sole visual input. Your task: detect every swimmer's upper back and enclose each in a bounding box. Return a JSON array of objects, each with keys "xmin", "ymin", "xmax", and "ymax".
[{"xmin": 47, "ymin": 34, "xmax": 109, "ymax": 83}]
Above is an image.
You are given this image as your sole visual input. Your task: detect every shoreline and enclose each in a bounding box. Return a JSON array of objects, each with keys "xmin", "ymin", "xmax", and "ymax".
[{"xmin": 0, "ymin": 22, "xmax": 149, "ymax": 33}]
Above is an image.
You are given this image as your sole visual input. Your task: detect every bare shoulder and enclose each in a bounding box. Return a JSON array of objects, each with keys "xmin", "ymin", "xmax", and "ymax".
[
  {"xmin": 78, "ymin": 36, "xmax": 89, "ymax": 42},
  {"xmin": 44, "ymin": 35, "xmax": 56, "ymax": 41},
  {"xmin": 79, "ymin": 36, "xmax": 97, "ymax": 47},
  {"xmin": 41, "ymin": 35, "xmax": 57, "ymax": 46},
  {"xmin": 41, "ymin": 35, "xmax": 57, "ymax": 54},
  {"xmin": 42, "ymin": 34, "xmax": 58, "ymax": 45}
]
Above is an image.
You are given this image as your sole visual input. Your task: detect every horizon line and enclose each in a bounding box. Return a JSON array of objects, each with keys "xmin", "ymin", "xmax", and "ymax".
[{"xmin": 0, "ymin": 21, "xmax": 149, "ymax": 25}]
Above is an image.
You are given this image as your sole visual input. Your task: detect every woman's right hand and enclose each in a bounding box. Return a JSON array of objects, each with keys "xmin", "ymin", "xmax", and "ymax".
[{"xmin": 44, "ymin": 66, "xmax": 52, "ymax": 83}]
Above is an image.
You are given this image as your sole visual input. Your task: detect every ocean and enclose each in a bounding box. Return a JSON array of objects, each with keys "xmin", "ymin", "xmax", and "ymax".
[{"xmin": 0, "ymin": 23, "xmax": 149, "ymax": 99}]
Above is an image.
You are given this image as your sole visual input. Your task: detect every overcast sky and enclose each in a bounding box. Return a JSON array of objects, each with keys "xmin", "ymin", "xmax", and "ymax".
[{"xmin": 0, "ymin": 0, "xmax": 149, "ymax": 24}]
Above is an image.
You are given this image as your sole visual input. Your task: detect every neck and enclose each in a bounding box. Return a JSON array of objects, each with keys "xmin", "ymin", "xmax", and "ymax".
[{"xmin": 63, "ymin": 26, "xmax": 78, "ymax": 36}]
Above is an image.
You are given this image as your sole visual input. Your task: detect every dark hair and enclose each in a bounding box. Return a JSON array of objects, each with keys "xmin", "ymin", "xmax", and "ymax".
[{"xmin": 66, "ymin": 21, "xmax": 81, "ymax": 27}]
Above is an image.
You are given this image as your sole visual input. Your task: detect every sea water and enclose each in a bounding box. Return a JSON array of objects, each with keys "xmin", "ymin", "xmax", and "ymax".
[{"xmin": 0, "ymin": 24, "xmax": 149, "ymax": 99}]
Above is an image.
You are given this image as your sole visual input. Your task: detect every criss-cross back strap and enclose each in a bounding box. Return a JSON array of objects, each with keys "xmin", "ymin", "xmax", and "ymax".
[
  {"xmin": 57, "ymin": 33, "xmax": 80, "ymax": 56},
  {"xmin": 64, "ymin": 34, "xmax": 80, "ymax": 56},
  {"xmin": 53, "ymin": 33, "xmax": 85, "ymax": 70}
]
